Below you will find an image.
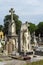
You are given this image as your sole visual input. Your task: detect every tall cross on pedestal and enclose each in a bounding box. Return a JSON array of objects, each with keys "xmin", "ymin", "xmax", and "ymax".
[{"xmin": 9, "ymin": 8, "xmax": 15, "ymax": 22}]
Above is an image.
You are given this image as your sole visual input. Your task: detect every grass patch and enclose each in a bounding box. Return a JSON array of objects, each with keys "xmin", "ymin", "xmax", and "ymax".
[
  {"xmin": 0, "ymin": 59, "xmax": 3, "ymax": 62},
  {"xmin": 26, "ymin": 60, "xmax": 43, "ymax": 65}
]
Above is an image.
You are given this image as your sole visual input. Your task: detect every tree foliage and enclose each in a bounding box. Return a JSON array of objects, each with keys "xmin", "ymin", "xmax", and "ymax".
[
  {"xmin": 36, "ymin": 22, "xmax": 43, "ymax": 36},
  {"xmin": 28, "ymin": 22, "xmax": 43, "ymax": 37},
  {"xmin": 0, "ymin": 25, "xmax": 3, "ymax": 31},
  {"xmin": 28, "ymin": 23, "xmax": 37, "ymax": 34}
]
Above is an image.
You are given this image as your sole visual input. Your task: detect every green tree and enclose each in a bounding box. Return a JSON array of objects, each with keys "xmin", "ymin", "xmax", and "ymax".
[
  {"xmin": 28, "ymin": 23, "xmax": 37, "ymax": 34},
  {"xmin": 4, "ymin": 14, "xmax": 22, "ymax": 35},
  {"xmin": 0, "ymin": 25, "xmax": 3, "ymax": 31},
  {"xmin": 36, "ymin": 22, "xmax": 43, "ymax": 36}
]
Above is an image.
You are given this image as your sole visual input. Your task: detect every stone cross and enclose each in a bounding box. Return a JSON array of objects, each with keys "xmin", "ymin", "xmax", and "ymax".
[
  {"xmin": 9, "ymin": 8, "xmax": 14, "ymax": 22},
  {"xmin": 9, "ymin": 8, "xmax": 16, "ymax": 35}
]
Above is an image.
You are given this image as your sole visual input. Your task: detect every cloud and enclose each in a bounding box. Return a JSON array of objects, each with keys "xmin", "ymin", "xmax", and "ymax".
[
  {"xmin": 0, "ymin": 0, "xmax": 43, "ymax": 25},
  {"xmin": 21, "ymin": 0, "xmax": 39, "ymax": 6}
]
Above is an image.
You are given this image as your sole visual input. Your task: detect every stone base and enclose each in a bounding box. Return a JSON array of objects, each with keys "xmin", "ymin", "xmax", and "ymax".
[
  {"xmin": 11, "ymin": 51, "xmax": 19, "ymax": 56},
  {"xmin": 20, "ymin": 51, "xmax": 33, "ymax": 55}
]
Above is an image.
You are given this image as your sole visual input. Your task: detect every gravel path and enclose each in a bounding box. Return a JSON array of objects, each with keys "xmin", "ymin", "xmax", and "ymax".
[
  {"xmin": 4, "ymin": 60, "xmax": 26, "ymax": 65},
  {"xmin": 0, "ymin": 56, "xmax": 43, "ymax": 65},
  {"xmin": 31, "ymin": 56, "xmax": 43, "ymax": 62}
]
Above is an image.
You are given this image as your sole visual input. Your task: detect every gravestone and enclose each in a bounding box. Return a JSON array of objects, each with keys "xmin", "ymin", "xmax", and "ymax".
[
  {"xmin": 39, "ymin": 34, "xmax": 41, "ymax": 43},
  {"xmin": 6, "ymin": 8, "xmax": 18, "ymax": 54},
  {"xmin": 20, "ymin": 22, "xmax": 31, "ymax": 54},
  {"xmin": 33, "ymin": 32, "xmax": 38, "ymax": 47}
]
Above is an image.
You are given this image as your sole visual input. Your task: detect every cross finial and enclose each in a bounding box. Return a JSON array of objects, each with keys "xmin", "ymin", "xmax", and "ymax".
[{"xmin": 9, "ymin": 8, "xmax": 15, "ymax": 22}]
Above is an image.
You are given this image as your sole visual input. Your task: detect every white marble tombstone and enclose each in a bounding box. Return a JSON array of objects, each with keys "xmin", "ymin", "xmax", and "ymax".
[
  {"xmin": 33, "ymin": 32, "xmax": 38, "ymax": 47},
  {"xmin": 39, "ymin": 34, "xmax": 41, "ymax": 43},
  {"xmin": 20, "ymin": 22, "xmax": 31, "ymax": 53}
]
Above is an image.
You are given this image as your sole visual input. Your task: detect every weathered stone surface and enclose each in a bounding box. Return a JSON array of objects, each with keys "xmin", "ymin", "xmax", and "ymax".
[
  {"xmin": 20, "ymin": 22, "xmax": 31, "ymax": 53},
  {"xmin": 5, "ymin": 8, "xmax": 18, "ymax": 55}
]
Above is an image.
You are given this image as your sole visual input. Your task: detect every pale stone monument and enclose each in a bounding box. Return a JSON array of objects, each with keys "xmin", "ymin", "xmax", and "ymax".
[
  {"xmin": 0, "ymin": 40, "xmax": 2, "ymax": 48},
  {"xmin": 5, "ymin": 8, "xmax": 33, "ymax": 55},
  {"xmin": 20, "ymin": 22, "xmax": 31, "ymax": 53},
  {"xmin": 8, "ymin": 8, "xmax": 16, "ymax": 36},
  {"xmin": 6, "ymin": 8, "xmax": 18, "ymax": 54},
  {"xmin": 39, "ymin": 34, "xmax": 41, "ymax": 43},
  {"xmin": 33, "ymin": 32, "xmax": 38, "ymax": 47}
]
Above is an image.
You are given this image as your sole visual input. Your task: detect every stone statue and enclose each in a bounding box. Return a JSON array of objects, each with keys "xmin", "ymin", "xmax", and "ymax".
[
  {"xmin": 20, "ymin": 22, "xmax": 31, "ymax": 53},
  {"xmin": 39, "ymin": 34, "xmax": 41, "ymax": 43},
  {"xmin": 33, "ymin": 32, "xmax": 37, "ymax": 46}
]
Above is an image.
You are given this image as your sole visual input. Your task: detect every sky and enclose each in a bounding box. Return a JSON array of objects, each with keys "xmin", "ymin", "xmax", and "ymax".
[{"xmin": 0, "ymin": 0, "xmax": 43, "ymax": 25}]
